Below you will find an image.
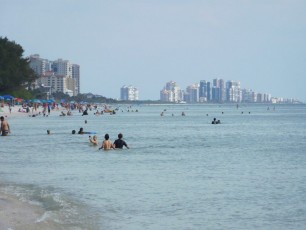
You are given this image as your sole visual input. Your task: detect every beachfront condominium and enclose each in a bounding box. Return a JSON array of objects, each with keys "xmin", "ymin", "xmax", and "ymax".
[
  {"xmin": 50, "ymin": 59, "xmax": 78, "ymax": 96},
  {"xmin": 160, "ymin": 81, "xmax": 183, "ymax": 102},
  {"xmin": 72, "ymin": 64, "xmax": 80, "ymax": 95},
  {"xmin": 29, "ymin": 55, "xmax": 80, "ymax": 96},
  {"xmin": 120, "ymin": 85, "xmax": 139, "ymax": 101},
  {"xmin": 51, "ymin": 59, "xmax": 72, "ymax": 77},
  {"xmin": 226, "ymin": 80, "xmax": 241, "ymax": 102},
  {"xmin": 29, "ymin": 54, "xmax": 51, "ymax": 76},
  {"xmin": 184, "ymin": 83, "xmax": 200, "ymax": 103}
]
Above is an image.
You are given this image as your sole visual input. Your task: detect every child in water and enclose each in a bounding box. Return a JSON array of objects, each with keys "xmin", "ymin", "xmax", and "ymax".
[{"xmin": 89, "ymin": 135, "xmax": 98, "ymax": 145}]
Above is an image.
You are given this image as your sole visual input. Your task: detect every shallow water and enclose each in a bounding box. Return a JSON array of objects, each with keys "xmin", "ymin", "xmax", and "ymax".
[{"xmin": 1, "ymin": 104, "xmax": 306, "ymax": 229}]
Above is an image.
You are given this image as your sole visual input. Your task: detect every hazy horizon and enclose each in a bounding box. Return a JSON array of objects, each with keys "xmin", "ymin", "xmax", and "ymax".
[{"xmin": 1, "ymin": 0, "xmax": 305, "ymax": 101}]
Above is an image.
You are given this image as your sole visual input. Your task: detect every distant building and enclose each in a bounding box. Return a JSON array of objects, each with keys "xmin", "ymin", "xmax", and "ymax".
[
  {"xmin": 72, "ymin": 64, "xmax": 80, "ymax": 95},
  {"xmin": 51, "ymin": 59, "xmax": 72, "ymax": 77},
  {"xmin": 120, "ymin": 85, "xmax": 139, "ymax": 101},
  {"xmin": 212, "ymin": 78, "xmax": 225, "ymax": 102},
  {"xmin": 160, "ymin": 81, "xmax": 183, "ymax": 102},
  {"xmin": 29, "ymin": 54, "xmax": 51, "ymax": 76},
  {"xmin": 29, "ymin": 55, "xmax": 80, "ymax": 96},
  {"xmin": 199, "ymin": 80, "xmax": 208, "ymax": 102},
  {"xmin": 184, "ymin": 83, "xmax": 199, "ymax": 103},
  {"xmin": 226, "ymin": 81, "xmax": 241, "ymax": 102}
]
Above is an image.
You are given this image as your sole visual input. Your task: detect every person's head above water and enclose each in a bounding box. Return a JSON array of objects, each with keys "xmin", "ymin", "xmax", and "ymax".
[
  {"xmin": 118, "ymin": 133, "xmax": 123, "ymax": 139},
  {"xmin": 72, "ymin": 130, "xmax": 76, "ymax": 134},
  {"xmin": 104, "ymin": 134, "xmax": 109, "ymax": 140}
]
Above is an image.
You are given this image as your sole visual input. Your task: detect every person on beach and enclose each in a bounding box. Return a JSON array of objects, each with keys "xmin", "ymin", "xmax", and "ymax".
[
  {"xmin": 99, "ymin": 134, "xmax": 114, "ymax": 150},
  {"xmin": 89, "ymin": 135, "xmax": 98, "ymax": 145},
  {"xmin": 0, "ymin": 116, "xmax": 10, "ymax": 136},
  {"xmin": 113, "ymin": 133, "xmax": 129, "ymax": 149}
]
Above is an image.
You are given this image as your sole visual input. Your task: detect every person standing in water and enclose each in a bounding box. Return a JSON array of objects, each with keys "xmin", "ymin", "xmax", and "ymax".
[
  {"xmin": 0, "ymin": 116, "xmax": 10, "ymax": 136},
  {"xmin": 99, "ymin": 134, "xmax": 114, "ymax": 150},
  {"xmin": 113, "ymin": 133, "xmax": 129, "ymax": 149}
]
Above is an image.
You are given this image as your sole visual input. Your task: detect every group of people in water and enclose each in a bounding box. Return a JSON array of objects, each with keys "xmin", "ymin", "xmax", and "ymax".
[
  {"xmin": 70, "ymin": 128, "xmax": 129, "ymax": 150},
  {"xmin": 92, "ymin": 133, "xmax": 129, "ymax": 150}
]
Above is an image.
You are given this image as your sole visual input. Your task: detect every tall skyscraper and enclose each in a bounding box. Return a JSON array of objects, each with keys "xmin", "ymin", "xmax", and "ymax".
[
  {"xmin": 72, "ymin": 64, "xmax": 80, "ymax": 95},
  {"xmin": 212, "ymin": 78, "xmax": 225, "ymax": 102},
  {"xmin": 199, "ymin": 80, "xmax": 208, "ymax": 102},
  {"xmin": 185, "ymin": 84, "xmax": 199, "ymax": 103},
  {"xmin": 226, "ymin": 81, "xmax": 241, "ymax": 102},
  {"xmin": 207, "ymin": 81, "xmax": 211, "ymax": 101}
]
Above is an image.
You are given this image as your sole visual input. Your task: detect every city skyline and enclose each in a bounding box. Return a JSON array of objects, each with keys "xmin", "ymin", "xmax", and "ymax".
[
  {"xmin": 159, "ymin": 79, "xmax": 296, "ymax": 104},
  {"xmin": 27, "ymin": 51, "xmax": 301, "ymax": 102},
  {"xmin": 1, "ymin": 1, "xmax": 306, "ymax": 101}
]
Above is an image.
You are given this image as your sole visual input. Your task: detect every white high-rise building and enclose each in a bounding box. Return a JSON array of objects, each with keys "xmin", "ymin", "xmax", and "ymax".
[
  {"xmin": 120, "ymin": 85, "xmax": 139, "ymax": 101},
  {"xmin": 185, "ymin": 83, "xmax": 199, "ymax": 103},
  {"xmin": 51, "ymin": 59, "xmax": 73, "ymax": 77},
  {"xmin": 226, "ymin": 81, "xmax": 241, "ymax": 102},
  {"xmin": 37, "ymin": 72, "xmax": 74, "ymax": 96},
  {"xmin": 72, "ymin": 64, "xmax": 80, "ymax": 95},
  {"xmin": 160, "ymin": 81, "xmax": 183, "ymax": 102},
  {"xmin": 29, "ymin": 54, "xmax": 51, "ymax": 76},
  {"xmin": 30, "ymin": 55, "xmax": 80, "ymax": 96}
]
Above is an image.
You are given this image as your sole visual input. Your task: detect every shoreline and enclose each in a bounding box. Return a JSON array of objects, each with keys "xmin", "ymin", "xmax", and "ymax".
[
  {"xmin": 0, "ymin": 181, "xmax": 99, "ymax": 230},
  {"xmin": 0, "ymin": 190, "xmax": 62, "ymax": 230}
]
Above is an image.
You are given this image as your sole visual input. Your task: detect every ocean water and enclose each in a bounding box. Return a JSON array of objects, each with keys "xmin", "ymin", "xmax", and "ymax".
[{"xmin": 1, "ymin": 104, "xmax": 306, "ymax": 230}]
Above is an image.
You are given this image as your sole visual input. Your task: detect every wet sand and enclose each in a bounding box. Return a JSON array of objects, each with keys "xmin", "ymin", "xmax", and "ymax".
[{"xmin": 0, "ymin": 192, "xmax": 63, "ymax": 230}]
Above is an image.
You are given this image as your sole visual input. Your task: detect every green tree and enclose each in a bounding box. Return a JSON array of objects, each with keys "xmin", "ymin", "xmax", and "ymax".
[{"xmin": 0, "ymin": 37, "xmax": 38, "ymax": 93}]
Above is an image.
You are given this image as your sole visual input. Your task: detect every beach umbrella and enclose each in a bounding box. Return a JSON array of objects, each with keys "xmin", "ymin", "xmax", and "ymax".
[
  {"xmin": 32, "ymin": 99, "xmax": 42, "ymax": 103},
  {"xmin": 15, "ymin": 98, "xmax": 23, "ymax": 102},
  {"xmin": 3, "ymin": 95, "xmax": 14, "ymax": 100}
]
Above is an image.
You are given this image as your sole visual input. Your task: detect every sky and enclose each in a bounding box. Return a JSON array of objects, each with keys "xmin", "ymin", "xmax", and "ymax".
[{"xmin": 1, "ymin": 0, "xmax": 306, "ymax": 101}]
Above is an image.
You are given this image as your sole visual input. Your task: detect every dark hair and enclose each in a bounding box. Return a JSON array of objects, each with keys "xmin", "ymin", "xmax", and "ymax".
[
  {"xmin": 72, "ymin": 130, "xmax": 76, "ymax": 134},
  {"xmin": 105, "ymin": 134, "xmax": 109, "ymax": 140},
  {"xmin": 0, "ymin": 116, "xmax": 4, "ymax": 120},
  {"xmin": 118, "ymin": 133, "xmax": 123, "ymax": 139}
]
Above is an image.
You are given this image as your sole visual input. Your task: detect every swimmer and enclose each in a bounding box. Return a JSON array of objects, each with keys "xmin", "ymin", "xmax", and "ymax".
[
  {"xmin": 113, "ymin": 133, "xmax": 129, "ymax": 149},
  {"xmin": 89, "ymin": 135, "xmax": 98, "ymax": 145},
  {"xmin": 72, "ymin": 130, "xmax": 76, "ymax": 134},
  {"xmin": 99, "ymin": 134, "xmax": 115, "ymax": 150},
  {"xmin": 212, "ymin": 118, "xmax": 221, "ymax": 124},
  {"xmin": 47, "ymin": 130, "xmax": 51, "ymax": 135},
  {"xmin": 78, "ymin": 127, "xmax": 84, "ymax": 134}
]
